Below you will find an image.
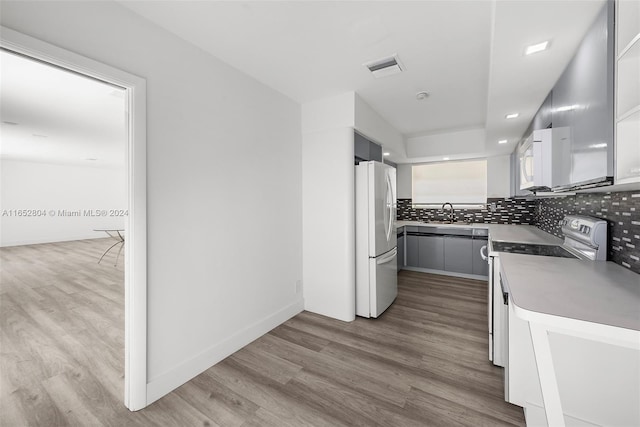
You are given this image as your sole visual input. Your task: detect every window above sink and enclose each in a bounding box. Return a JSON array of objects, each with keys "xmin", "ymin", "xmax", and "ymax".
[{"xmin": 411, "ymin": 159, "xmax": 488, "ymax": 208}]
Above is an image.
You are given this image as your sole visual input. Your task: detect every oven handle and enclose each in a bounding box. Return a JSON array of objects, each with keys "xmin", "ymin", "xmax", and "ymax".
[{"xmin": 500, "ymin": 275, "xmax": 509, "ymax": 305}]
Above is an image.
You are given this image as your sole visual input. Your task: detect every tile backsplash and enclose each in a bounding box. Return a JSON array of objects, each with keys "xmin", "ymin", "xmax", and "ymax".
[
  {"xmin": 535, "ymin": 191, "xmax": 640, "ymax": 274},
  {"xmin": 396, "ymin": 198, "xmax": 537, "ymax": 224},
  {"xmin": 397, "ymin": 191, "xmax": 640, "ymax": 274}
]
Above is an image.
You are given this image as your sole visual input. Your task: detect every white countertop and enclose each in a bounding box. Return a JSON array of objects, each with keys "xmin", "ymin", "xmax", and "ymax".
[
  {"xmin": 397, "ymin": 221, "xmax": 563, "ymax": 246},
  {"xmin": 499, "ymin": 253, "xmax": 640, "ymax": 332},
  {"xmin": 484, "ymin": 224, "xmax": 563, "ymax": 246}
]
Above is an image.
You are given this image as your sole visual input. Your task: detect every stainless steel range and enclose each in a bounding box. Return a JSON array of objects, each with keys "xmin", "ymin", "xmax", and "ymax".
[
  {"xmin": 490, "ymin": 242, "xmax": 578, "ymax": 258},
  {"xmin": 490, "ymin": 215, "xmax": 608, "ymax": 260},
  {"xmin": 487, "ymin": 215, "xmax": 608, "ymax": 367}
]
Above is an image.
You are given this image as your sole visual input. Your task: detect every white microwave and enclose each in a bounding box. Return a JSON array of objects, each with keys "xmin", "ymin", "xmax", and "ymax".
[
  {"xmin": 519, "ymin": 129, "xmax": 554, "ymax": 191},
  {"xmin": 519, "ymin": 135, "xmax": 535, "ymax": 190}
]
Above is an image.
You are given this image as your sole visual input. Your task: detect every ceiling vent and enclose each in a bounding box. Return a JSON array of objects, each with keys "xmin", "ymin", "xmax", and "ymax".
[{"xmin": 364, "ymin": 54, "xmax": 404, "ymax": 78}]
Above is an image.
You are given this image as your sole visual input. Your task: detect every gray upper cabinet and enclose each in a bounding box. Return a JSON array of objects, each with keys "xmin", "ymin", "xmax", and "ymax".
[
  {"xmin": 533, "ymin": 92, "xmax": 553, "ymax": 131},
  {"xmin": 354, "ymin": 132, "xmax": 383, "ymax": 163},
  {"xmin": 369, "ymin": 141, "xmax": 383, "ymax": 162},
  {"xmin": 551, "ymin": 2, "xmax": 614, "ymax": 188},
  {"xmin": 354, "ymin": 132, "xmax": 370, "ymax": 161}
]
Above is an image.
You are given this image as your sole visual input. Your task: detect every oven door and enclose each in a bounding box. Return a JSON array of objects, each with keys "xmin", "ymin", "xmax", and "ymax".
[
  {"xmin": 487, "ymin": 255, "xmax": 494, "ymax": 362},
  {"xmin": 503, "ymin": 275, "xmax": 510, "ymax": 402},
  {"xmin": 492, "ymin": 259, "xmax": 507, "ymax": 367}
]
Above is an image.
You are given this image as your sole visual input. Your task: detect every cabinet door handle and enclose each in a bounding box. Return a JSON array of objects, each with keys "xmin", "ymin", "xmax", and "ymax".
[{"xmin": 480, "ymin": 245, "xmax": 488, "ymax": 261}]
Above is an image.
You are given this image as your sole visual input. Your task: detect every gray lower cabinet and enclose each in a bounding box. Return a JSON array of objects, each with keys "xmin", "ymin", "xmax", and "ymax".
[
  {"xmin": 418, "ymin": 235, "xmax": 445, "ymax": 270},
  {"xmin": 404, "ymin": 228, "xmax": 489, "ymax": 277},
  {"xmin": 397, "ymin": 235, "xmax": 405, "ymax": 270},
  {"xmin": 406, "ymin": 235, "xmax": 419, "ymax": 268},
  {"xmin": 443, "ymin": 236, "xmax": 473, "ymax": 274},
  {"xmin": 472, "ymin": 238, "xmax": 489, "ymax": 276}
]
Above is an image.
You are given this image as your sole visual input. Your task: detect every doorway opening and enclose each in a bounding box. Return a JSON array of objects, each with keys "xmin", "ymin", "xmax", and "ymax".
[{"xmin": 0, "ymin": 27, "xmax": 147, "ymax": 411}]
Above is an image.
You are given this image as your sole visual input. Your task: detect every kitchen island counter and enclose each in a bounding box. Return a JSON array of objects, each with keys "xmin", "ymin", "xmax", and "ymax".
[
  {"xmin": 498, "ymin": 253, "xmax": 640, "ymax": 427},
  {"xmin": 499, "ymin": 253, "xmax": 640, "ymax": 331}
]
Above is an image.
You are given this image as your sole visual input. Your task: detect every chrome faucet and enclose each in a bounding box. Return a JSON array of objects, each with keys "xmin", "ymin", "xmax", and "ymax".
[{"xmin": 442, "ymin": 202, "xmax": 454, "ymax": 223}]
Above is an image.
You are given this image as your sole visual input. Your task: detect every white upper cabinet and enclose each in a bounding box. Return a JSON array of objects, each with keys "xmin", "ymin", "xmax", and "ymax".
[{"xmin": 615, "ymin": 0, "xmax": 640, "ymax": 184}]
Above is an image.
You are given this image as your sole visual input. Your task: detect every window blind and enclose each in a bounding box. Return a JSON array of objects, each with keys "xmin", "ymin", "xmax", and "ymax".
[{"xmin": 412, "ymin": 160, "xmax": 487, "ymax": 205}]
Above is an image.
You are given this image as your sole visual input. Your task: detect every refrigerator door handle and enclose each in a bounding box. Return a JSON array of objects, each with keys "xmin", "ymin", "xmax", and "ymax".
[
  {"xmin": 376, "ymin": 247, "xmax": 397, "ymax": 265},
  {"xmin": 385, "ymin": 173, "xmax": 394, "ymax": 243}
]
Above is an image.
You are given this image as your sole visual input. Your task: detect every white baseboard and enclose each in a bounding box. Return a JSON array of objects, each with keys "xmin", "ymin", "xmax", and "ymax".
[
  {"xmin": 524, "ymin": 403, "xmax": 601, "ymax": 427},
  {"xmin": 0, "ymin": 234, "xmax": 107, "ymax": 247},
  {"xmin": 145, "ymin": 297, "xmax": 304, "ymax": 406}
]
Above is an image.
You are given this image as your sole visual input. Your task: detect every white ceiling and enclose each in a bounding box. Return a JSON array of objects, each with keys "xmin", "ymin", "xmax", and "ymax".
[
  {"xmin": 1, "ymin": 1, "xmax": 607, "ymax": 166},
  {"xmin": 483, "ymin": 0, "xmax": 606, "ymax": 157},
  {"xmin": 0, "ymin": 50, "xmax": 126, "ymax": 168},
  {"xmin": 120, "ymin": 0, "xmax": 606, "ymax": 163}
]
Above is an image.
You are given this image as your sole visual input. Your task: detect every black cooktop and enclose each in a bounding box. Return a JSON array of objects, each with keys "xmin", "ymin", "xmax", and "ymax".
[{"xmin": 491, "ymin": 242, "xmax": 578, "ymax": 259}]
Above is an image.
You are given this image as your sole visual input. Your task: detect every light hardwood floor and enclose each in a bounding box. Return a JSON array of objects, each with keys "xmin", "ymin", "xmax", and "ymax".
[{"xmin": 1, "ymin": 240, "xmax": 525, "ymax": 426}]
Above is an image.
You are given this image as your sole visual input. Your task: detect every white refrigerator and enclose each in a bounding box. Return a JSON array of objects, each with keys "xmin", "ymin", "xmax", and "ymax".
[{"xmin": 355, "ymin": 161, "xmax": 398, "ymax": 318}]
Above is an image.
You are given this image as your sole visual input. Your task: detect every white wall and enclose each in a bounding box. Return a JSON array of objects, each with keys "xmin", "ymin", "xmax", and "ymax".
[
  {"xmin": 302, "ymin": 94, "xmax": 356, "ymax": 322},
  {"xmin": 406, "ymin": 128, "xmax": 486, "ymax": 161},
  {"xmin": 397, "ymin": 164, "xmax": 412, "ymax": 199},
  {"xmin": 354, "ymin": 93, "xmax": 406, "ymax": 159},
  {"xmin": 487, "ymin": 154, "xmax": 512, "ymax": 198},
  {"xmin": 300, "ymin": 93, "xmax": 404, "ymax": 322},
  {"xmin": 301, "ymin": 92, "xmax": 355, "ymax": 133},
  {"xmin": 0, "ymin": 160, "xmax": 126, "ymax": 246},
  {"xmin": 1, "ymin": 0, "xmax": 303, "ymax": 405},
  {"xmin": 302, "ymin": 128, "xmax": 355, "ymax": 321}
]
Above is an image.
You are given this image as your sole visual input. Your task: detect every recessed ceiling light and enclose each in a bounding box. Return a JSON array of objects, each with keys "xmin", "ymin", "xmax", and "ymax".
[
  {"xmin": 505, "ymin": 113, "xmax": 519, "ymax": 119},
  {"xmin": 416, "ymin": 91, "xmax": 429, "ymax": 101},
  {"xmin": 525, "ymin": 41, "xmax": 549, "ymax": 55},
  {"xmin": 498, "ymin": 139, "xmax": 508, "ymax": 144},
  {"xmin": 443, "ymin": 157, "xmax": 450, "ymax": 161},
  {"xmin": 383, "ymin": 152, "xmax": 390, "ymax": 156}
]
